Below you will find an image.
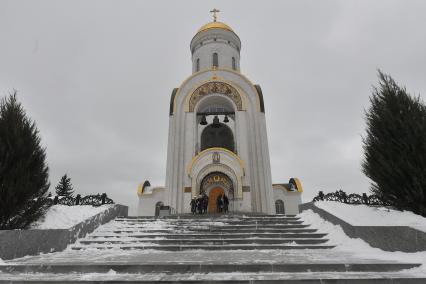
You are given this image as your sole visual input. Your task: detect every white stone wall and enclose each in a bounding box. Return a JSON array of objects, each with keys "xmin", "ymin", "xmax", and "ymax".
[
  {"xmin": 192, "ymin": 41, "xmax": 240, "ymax": 72},
  {"xmin": 191, "ymin": 28, "xmax": 241, "ymax": 73},
  {"xmin": 272, "ymin": 186, "xmax": 302, "ymax": 215},
  {"xmin": 137, "ymin": 188, "xmax": 166, "ymax": 216}
]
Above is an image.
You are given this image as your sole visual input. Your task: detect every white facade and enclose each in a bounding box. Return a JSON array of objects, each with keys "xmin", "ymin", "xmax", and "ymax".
[{"xmin": 137, "ymin": 19, "xmax": 302, "ymax": 216}]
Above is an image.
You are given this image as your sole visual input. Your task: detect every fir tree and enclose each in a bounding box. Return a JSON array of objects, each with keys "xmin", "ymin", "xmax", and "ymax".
[
  {"xmin": 55, "ymin": 174, "xmax": 74, "ymax": 197},
  {"xmin": 0, "ymin": 92, "xmax": 50, "ymax": 229},
  {"xmin": 362, "ymin": 71, "xmax": 426, "ymax": 216}
]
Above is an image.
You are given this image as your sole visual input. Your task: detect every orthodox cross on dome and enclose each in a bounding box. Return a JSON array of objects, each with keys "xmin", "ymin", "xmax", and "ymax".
[{"xmin": 210, "ymin": 8, "xmax": 220, "ymax": 22}]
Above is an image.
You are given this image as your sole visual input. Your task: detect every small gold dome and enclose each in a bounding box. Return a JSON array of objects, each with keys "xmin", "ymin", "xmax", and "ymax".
[{"xmin": 197, "ymin": 21, "xmax": 234, "ymax": 34}]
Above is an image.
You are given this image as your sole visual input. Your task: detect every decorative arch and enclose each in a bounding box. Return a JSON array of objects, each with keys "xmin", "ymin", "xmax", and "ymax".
[
  {"xmin": 200, "ymin": 172, "xmax": 234, "ymax": 197},
  {"xmin": 194, "ymin": 163, "xmax": 240, "ymax": 198},
  {"xmin": 174, "ymin": 69, "xmax": 263, "ymax": 114},
  {"xmin": 187, "ymin": 148, "xmax": 244, "ymax": 199},
  {"xmin": 187, "ymin": 147, "xmax": 244, "ymax": 175},
  {"xmin": 188, "ymin": 81, "xmax": 243, "ymax": 112}
]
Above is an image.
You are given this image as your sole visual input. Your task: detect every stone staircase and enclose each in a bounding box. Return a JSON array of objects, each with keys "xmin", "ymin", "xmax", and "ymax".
[
  {"xmin": 72, "ymin": 215, "xmax": 333, "ymax": 251},
  {"xmin": 0, "ymin": 214, "xmax": 424, "ymax": 283}
]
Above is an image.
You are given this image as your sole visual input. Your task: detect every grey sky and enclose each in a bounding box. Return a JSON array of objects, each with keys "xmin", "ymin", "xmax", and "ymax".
[{"xmin": 1, "ymin": 0, "xmax": 425, "ymax": 214}]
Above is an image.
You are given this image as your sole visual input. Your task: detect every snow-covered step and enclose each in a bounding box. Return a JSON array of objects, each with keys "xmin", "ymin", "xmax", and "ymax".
[
  {"xmin": 117, "ymin": 215, "xmax": 300, "ymax": 220},
  {"xmin": 108, "ymin": 227, "xmax": 316, "ymax": 233},
  {"xmin": 1, "ymin": 274, "xmax": 424, "ymax": 283},
  {"xmin": 121, "ymin": 224, "xmax": 311, "ymax": 230},
  {"xmin": 116, "ymin": 219, "xmax": 304, "ymax": 224},
  {"xmin": 88, "ymin": 233, "xmax": 328, "ymax": 239},
  {"xmin": 0, "ymin": 262, "xmax": 419, "ymax": 274},
  {"xmin": 77, "ymin": 238, "xmax": 329, "ymax": 245},
  {"xmin": 2, "ymin": 273, "xmax": 424, "ymax": 283},
  {"xmin": 71, "ymin": 244, "xmax": 336, "ymax": 251}
]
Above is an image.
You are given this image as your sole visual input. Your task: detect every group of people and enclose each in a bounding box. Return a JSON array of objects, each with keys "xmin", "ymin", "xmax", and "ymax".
[
  {"xmin": 190, "ymin": 194, "xmax": 209, "ymax": 214},
  {"xmin": 190, "ymin": 193, "xmax": 230, "ymax": 214}
]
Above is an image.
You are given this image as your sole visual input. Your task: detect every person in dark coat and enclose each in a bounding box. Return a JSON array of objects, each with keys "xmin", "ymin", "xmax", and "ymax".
[
  {"xmin": 197, "ymin": 195, "xmax": 203, "ymax": 214},
  {"xmin": 190, "ymin": 197, "xmax": 197, "ymax": 214},
  {"xmin": 202, "ymin": 194, "xmax": 209, "ymax": 214},
  {"xmin": 223, "ymin": 194, "xmax": 229, "ymax": 213},
  {"xmin": 216, "ymin": 194, "xmax": 223, "ymax": 213}
]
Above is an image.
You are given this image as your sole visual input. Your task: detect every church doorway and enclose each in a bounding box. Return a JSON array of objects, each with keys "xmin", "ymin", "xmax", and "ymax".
[
  {"xmin": 208, "ymin": 187, "xmax": 225, "ymax": 213},
  {"xmin": 200, "ymin": 172, "xmax": 234, "ymax": 213}
]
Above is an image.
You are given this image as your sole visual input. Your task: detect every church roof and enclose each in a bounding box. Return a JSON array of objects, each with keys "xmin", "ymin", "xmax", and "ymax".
[{"xmin": 196, "ymin": 21, "xmax": 234, "ymax": 34}]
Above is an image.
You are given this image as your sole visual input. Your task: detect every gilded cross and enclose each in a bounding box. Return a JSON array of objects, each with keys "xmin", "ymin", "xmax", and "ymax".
[{"xmin": 210, "ymin": 8, "xmax": 220, "ymax": 22}]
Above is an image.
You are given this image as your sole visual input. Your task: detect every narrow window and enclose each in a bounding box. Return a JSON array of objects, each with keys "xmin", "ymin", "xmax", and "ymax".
[
  {"xmin": 196, "ymin": 58, "xmax": 200, "ymax": 72},
  {"xmin": 232, "ymin": 57, "xmax": 236, "ymax": 70},
  {"xmin": 213, "ymin": 53, "xmax": 218, "ymax": 68}
]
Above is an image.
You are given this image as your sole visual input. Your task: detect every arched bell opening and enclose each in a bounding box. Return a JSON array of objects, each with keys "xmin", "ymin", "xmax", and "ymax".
[
  {"xmin": 200, "ymin": 122, "xmax": 235, "ymax": 152},
  {"xmin": 195, "ymin": 95, "xmax": 237, "ymax": 154}
]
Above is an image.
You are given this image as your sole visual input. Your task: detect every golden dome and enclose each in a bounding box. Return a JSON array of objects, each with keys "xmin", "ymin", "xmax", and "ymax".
[{"xmin": 197, "ymin": 21, "xmax": 234, "ymax": 34}]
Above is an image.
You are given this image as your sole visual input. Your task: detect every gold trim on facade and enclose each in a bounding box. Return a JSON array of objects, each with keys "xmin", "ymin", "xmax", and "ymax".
[
  {"xmin": 187, "ymin": 147, "xmax": 245, "ymax": 176},
  {"xmin": 137, "ymin": 183, "xmax": 143, "ymax": 196},
  {"xmin": 291, "ymin": 178, "xmax": 303, "ymax": 193},
  {"xmin": 188, "ymin": 81, "xmax": 243, "ymax": 112},
  {"xmin": 272, "ymin": 178, "xmax": 303, "ymax": 193},
  {"xmin": 172, "ymin": 68, "xmax": 262, "ymax": 114}
]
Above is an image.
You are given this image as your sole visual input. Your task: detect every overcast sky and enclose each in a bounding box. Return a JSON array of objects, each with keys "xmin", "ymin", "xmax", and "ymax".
[{"xmin": 1, "ymin": 0, "xmax": 425, "ymax": 214}]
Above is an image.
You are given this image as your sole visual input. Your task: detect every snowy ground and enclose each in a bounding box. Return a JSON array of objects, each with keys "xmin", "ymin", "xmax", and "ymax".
[
  {"xmin": 31, "ymin": 204, "xmax": 114, "ymax": 229},
  {"xmin": 299, "ymin": 209, "xmax": 426, "ymax": 270},
  {"xmin": 1, "ymin": 270, "xmax": 424, "ymax": 281},
  {"xmin": 315, "ymin": 201, "xmax": 426, "ymax": 233}
]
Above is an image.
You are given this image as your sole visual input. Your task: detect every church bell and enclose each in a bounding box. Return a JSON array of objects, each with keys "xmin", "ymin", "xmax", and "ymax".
[
  {"xmin": 223, "ymin": 115, "xmax": 229, "ymax": 123},
  {"xmin": 200, "ymin": 115, "xmax": 207, "ymax": 125}
]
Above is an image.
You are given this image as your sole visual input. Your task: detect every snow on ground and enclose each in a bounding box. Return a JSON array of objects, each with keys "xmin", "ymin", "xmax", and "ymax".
[
  {"xmin": 1, "ymin": 270, "xmax": 425, "ymax": 281},
  {"xmin": 315, "ymin": 201, "xmax": 426, "ymax": 232},
  {"xmin": 299, "ymin": 209, "xmax": 426, "ymax": 272},
  {"xmin": 31, "ymin": 205, "xmax": 114, "ymax": 229}
]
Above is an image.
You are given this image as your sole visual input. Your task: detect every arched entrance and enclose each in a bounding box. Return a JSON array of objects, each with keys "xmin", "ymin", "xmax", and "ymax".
[{"xmin": 200, "ymin": 172, "xmax": 233, "ymax": 213}]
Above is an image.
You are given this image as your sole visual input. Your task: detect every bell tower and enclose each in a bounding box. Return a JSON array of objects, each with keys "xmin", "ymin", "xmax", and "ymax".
[
  {"xmin": 137, "ymin": 11, "xmax": 303, "ymax": 216},
  {"xmin": 165, "ymin": 11, "xmax": 275, "ymax": 214}
]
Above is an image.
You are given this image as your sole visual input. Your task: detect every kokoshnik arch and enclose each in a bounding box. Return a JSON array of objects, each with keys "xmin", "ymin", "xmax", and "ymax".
[{"xmin": 137, "ymin": 12, "xmax": 303, "ymax": 216}]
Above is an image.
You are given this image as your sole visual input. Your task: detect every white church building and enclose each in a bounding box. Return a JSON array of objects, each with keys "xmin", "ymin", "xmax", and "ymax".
[{"xmin": 137, "ymin": 13, "xmax": 302, "ymax": 216}]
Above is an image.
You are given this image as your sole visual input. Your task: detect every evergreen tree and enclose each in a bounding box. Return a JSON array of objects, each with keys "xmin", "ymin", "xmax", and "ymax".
[
  {"xmin": 55, "ymin": 174, "xmax": 74, "ymax": 197},
  {"xmin": 362, "ymin": 71, "xmax": 426, "ymax": 216},
  {"xmin": 0, "ymin": 92, "xmax": 50, "ymax": 229}
]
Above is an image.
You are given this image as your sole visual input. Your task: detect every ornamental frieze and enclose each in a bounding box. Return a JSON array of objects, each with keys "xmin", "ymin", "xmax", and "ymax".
[
  {"xmin": 189, "ymin": 81, "xmax": 243, "ymax": 112},
  {"xmin": 200, "ymin": 172, "xmax": 233, "ymax": 194}
]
